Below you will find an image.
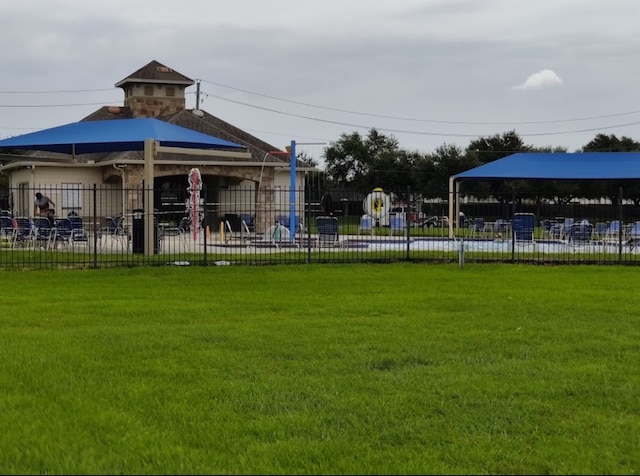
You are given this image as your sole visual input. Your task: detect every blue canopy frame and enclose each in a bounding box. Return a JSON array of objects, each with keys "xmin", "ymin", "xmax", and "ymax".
[
  {"xmin": 448, "ymin": 152, "xmax": 640, "ymax": 238},
  {"xmin": 0, "ymin": 117, "xmax": 250, "ymax": 256},
  {"xmin": 0, "ymin": 117, "xmax": 245, "ymax": 154},
  {"xmin": 454, "ymin": 152, "xmax": 640, "ymax": 181}
]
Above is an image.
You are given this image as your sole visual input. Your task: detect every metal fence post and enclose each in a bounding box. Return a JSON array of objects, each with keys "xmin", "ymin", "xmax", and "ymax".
[
  {"xmin": 406, "ymin": 185, "xmax": 411, "ymax": 260},
  {"xmin": 618, "ymin": 186, "xmax": 623, "ymax": 263},
  {"xmin": 93, "ymin": 184, "xmax": 98, "ymax": 268},
  {"xmin": 306, "ymin": 182, "xmax": 312, "ymax": 263},
  {"xmin": 203, "ymin": 183, "xmax": 208, "ymax": 266}
]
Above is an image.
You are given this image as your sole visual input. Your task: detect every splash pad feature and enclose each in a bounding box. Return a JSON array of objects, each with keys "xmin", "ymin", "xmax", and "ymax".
[
  {"xmin": 362, "ymin": 187, "xmax": 391, "ymax": 226},
  {"xmin": 187, "ymin": 168, "xmax": 202, "ymax": 241}
]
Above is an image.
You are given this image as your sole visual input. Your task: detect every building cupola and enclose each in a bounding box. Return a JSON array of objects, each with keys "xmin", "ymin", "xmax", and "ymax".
[{"xmin": 115, "ymin": 60, "xmax": 195, "ymax": 118}]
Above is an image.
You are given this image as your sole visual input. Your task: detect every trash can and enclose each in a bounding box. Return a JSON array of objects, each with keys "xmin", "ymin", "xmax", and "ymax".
[{"xmin": 132, "ymin": 208, "xmax": 159, "ymax": 254}]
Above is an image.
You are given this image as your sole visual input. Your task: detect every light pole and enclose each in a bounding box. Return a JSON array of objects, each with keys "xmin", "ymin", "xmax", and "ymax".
[
  {"xmin": 288, "ymin": 140, "xmax": 325, "ymax": 243},
  {"xmin": 289, "ymin": 140, "xmax": 297, "ymax": 242},
  {"xmin": 340, "ymin": 197, "xmax": 349, "ymax": 235}
]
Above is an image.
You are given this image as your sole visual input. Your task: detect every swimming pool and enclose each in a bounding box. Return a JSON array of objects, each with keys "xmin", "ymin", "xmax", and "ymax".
[{"xmin": 343, "ymin": 237, "xmax": 636, "ymax": 254}]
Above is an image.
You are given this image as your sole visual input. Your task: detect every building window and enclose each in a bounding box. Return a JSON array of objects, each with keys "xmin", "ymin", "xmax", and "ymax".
[
  {"xmin": 144, "ymin": 85, "xmax": 154, "ymax": 96},
  {"xmin": 62, "ymin": 183, "xmax": 82, "ymax": 214},
  {"xmin": 166, "ymin": 86, "xmax": 175, "ymax": 97}
]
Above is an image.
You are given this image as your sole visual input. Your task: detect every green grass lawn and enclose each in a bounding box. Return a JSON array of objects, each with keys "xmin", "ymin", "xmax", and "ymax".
[{"xmin": 0, "ymin": 263, "xmax": 638, "ymax": 474}]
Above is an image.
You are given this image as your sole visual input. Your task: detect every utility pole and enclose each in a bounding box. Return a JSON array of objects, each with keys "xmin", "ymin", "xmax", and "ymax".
[{"xmin": 195, "ymin": 80, "xmax": 201, "ymax": 109}]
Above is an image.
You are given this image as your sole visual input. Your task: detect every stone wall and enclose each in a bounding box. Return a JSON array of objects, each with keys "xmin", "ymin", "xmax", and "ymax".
[{"xmin": 126, "ymin": 96, "xmax": 186, "ymax": 118}]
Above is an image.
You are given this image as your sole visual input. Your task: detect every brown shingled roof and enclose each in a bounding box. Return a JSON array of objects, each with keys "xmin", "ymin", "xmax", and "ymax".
[
  {"xmin": 164, "ymin": 109, "xmax": 290, "ymax": 165},
  {"xmin": 114, "ymin": 60, "xmax": 194, "ymax": 88},
  {"xmin": 81, "ymin": 106, "xmax": 133, "ymax": 122},
  {"xmin": 10, "ymin": 61, "xmax": 314, "ymax": 170}
]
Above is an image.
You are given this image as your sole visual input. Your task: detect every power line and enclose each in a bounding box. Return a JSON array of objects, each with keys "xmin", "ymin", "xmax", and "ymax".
[
  {"xmin": 0, "ymin": 101, "xmax": 119, "ymax": 108},
  {"xmin": 1, "ymin": 82, "xmax": 637, "ymax": 143},
  {"xmin": 200, "ymin": 90, "xmax": 640, "ymax": 139},
  {"xmin": 198, "ymin": 78, "xmax": 640, "ymax": 126},
  {"xmin": 3, "ymin": 80, "xmax": 640, "ymax": 129},
  {"xmin": 0, "ymin": 88, "xmax": 116, "ymax": 94}
]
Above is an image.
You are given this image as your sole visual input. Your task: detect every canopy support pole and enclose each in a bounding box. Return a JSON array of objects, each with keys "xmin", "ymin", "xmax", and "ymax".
[
  {"xmin": 144, "ymin": 138, "xmax": 156, "ymax": 257},
  {"xmin": 448, "ymin": 176, "xmax": 456, "ymax": 239}
]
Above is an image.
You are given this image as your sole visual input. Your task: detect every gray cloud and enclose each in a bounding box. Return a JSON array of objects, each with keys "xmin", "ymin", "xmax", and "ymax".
[{"xmin": 2, "ymin": 0, "xmax": 640, "ymax": 157}]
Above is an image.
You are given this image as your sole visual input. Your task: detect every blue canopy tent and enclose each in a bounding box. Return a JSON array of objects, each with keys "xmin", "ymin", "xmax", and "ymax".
[
  {"xmin": 0, "ymin": 117, "xmax": 245, "ymax": 154},
  {"xmin": 448, "ymin": 152, "xmax": 640, "ymax": 237},
  {"xmin": 454, "ymin": 152, "xmax": 640, "ymax": 181},
  {"xmin": 0, "ymin": 117, "xmax": 250, "ymax": 256}
]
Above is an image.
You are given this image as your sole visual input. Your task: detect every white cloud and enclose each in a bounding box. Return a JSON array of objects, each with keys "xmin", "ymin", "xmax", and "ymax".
[{"xmin": 513, "ymin": 69, "xmax": 563, "ymax": 90}]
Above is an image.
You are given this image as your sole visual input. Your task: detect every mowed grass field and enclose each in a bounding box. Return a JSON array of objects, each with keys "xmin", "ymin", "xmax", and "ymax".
[{"xmin": 0, "ymin": 263, "xmax": 638, "ymax": 475}]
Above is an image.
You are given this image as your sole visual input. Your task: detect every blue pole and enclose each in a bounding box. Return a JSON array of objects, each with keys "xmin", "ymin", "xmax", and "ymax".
[{"xmin": 289, "ymin": 139, "xmax": 296, "ymax": 242}]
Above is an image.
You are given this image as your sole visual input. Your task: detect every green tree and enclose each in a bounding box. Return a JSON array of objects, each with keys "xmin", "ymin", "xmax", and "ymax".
[
  {"xmin": 466, "ymin": 130, "xmax": 529, "ymax": 165},
  {"xmin": 323, "ymin": 129, "xmax": 401, "ymax": 193},
  {"xmin": 420, "ymin": 143, "xmax": 480, "ymax": 200},
  {"xmin": 368, "ymin": 148, "xmax": 419, "ymax": 198},
  {"xmin": 581, "ymin": 134, "xmax": 640, "ymax": 206},
  {"xmin": 582, "ymin": 133, "xmax": 640, "ymax": 152},
  {"xmin": 465, "ymin": 131, "xmax": 530, "ymax": 202}
]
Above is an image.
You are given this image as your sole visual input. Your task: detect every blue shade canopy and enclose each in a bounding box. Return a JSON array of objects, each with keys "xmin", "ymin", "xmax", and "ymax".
[
  {"xmin": 454, "ymin": 152, "xmax": 640, "ymax": 181},
  {"xmin": 0, "ymin": 118, "xmax": 245, "ymax": 154}
]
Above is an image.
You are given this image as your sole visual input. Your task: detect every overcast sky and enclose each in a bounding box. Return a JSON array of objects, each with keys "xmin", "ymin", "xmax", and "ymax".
[{"xmin": 2, "ymin": 0, "xmax": 640, "ymax": 166}]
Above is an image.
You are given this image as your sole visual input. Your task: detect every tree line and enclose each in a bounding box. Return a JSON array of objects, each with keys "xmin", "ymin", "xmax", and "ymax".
[{"xmin": 311, "ymin": 130, "xmax": 640, "ymax": 206}]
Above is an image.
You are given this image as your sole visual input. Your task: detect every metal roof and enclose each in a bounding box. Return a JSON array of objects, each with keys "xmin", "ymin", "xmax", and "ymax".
[
  {"xmin": 0, "ymin": 118, "xmax": 245, "ymax": 155},
  {"xmin": 454, "ymin": 152, "xmax": 640, "ymax": 180}
]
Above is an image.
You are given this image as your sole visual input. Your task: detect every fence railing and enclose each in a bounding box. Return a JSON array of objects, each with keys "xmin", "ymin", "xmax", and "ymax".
[{"xmin": 1, "ymin": 185, "xmax": 639, "ymax": 268}]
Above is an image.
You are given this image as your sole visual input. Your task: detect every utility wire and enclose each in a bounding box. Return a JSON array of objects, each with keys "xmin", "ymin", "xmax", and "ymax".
[
  {"xmin": 0, "ymin": 101, "xmax": 120, "ymax": 108},
  {"xmin": 198, "ymin": 78, "xmax": 640, "ymax": 126},
  {"xmin": 3, "ymin": 81, "xmax": 640, "ymax": 128},
  {"xmin": 2, "ymin": 81, "xmax": 640, "ymax": 129},
  {"xmin": 0, "ymin": 88, "xmax": 116, "ymax": 94},
  {"xmin": 200, "ymin": 90, "xmax": 640, "ymax": 139},
  {"xmin": 2, "ymin": 82, "xmax": 639, "ymax": 140}
]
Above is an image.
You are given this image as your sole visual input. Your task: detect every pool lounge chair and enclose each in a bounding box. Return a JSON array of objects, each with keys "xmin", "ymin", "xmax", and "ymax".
[
  {"xmin": 512, "ymin": 213, "xmax": 536, "ymax": 246},
  {"xmin": 0, "ymin": 215, "xmax": 16, "ymax": 246},
  {"xmin": 316, "ymin": 216, "xmax": 342, "ymax": 248},
  {"xmin": 625, "ymin": 221, "xmax": 640, "ymax": 251},
  {"xmin": 604, "ymin": 220, "xmax": 622, "ymax": 246},
  {"xmin": 33, "ymin": 217, "xmax": 56, "ymax": 250},
  {"xmin": 469, "ymin": 217, "xmax": 486, "ymax": 238},
  {"xmin": 389, "ymin": 214, "xmax": 406, "ymax": 237},
  {"xmin": 567, "ymin": 222, "xmax": 594, "ymax": 252},
  {"xmin": 359, "ymin": 214, "xmax": 374, "ymax": 236}
]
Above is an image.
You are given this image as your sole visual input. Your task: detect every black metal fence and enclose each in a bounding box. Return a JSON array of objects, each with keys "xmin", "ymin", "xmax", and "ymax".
[{"xmin": 1, "ymin": 184, "xmax": 640, "ymax": 269}]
